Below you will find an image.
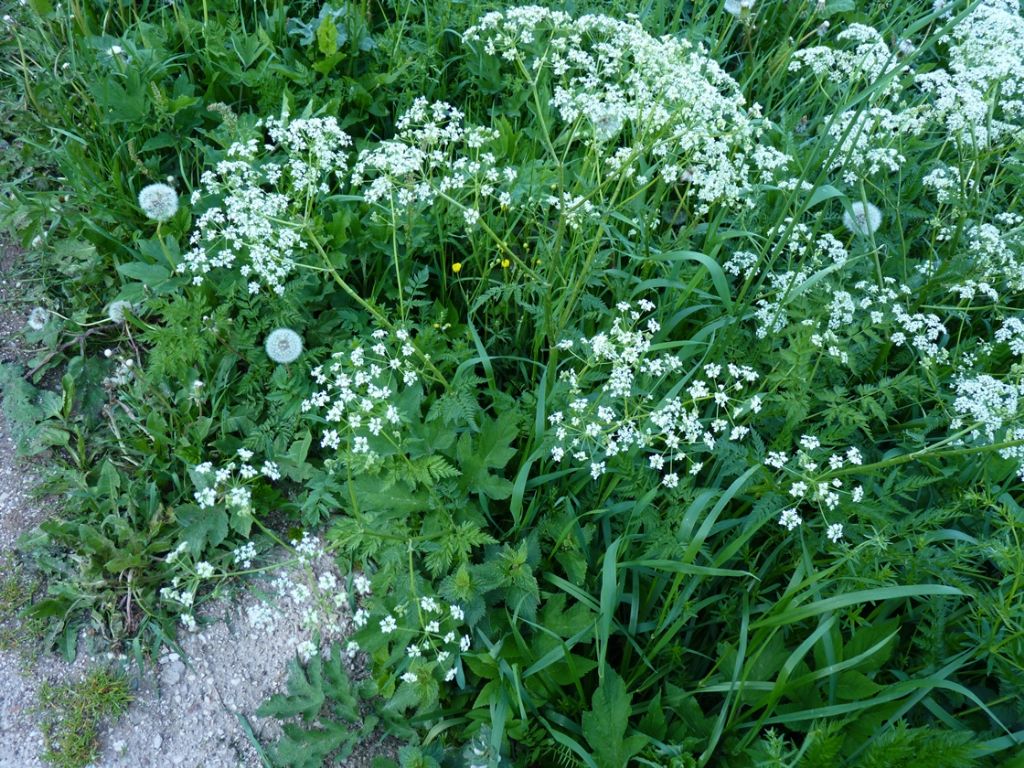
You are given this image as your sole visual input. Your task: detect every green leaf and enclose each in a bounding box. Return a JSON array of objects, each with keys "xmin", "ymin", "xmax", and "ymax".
[
  {"xmin": 582, "ymin": 669, "xmax": 648, "ymax": 768},
  {"xmin": 752, "ymin": 585, "xmax": 965, "ymax": 629},
  {"xmin": 845, "ymin": 618, "xmax": 899, "ymax": 673},
  {"xmin": 637, "ymin": 690, "xmax": 667, "ymax": 741},
  {"xmin": 175, "ymin": 505, "xmax": 228, "ymax": 556},
  {"xmin": 316, "ymin": 15, "xmax": 340, "ymax": 55},
  {"xmin": 837, "ymin": 670, "xmax": 883, "ymax": 700},
  {"xmin": 116, "ymin": 262, "xmax": 170, "ymax": 284},
  {"xmin": 821, "ymin": 0, "xmax": 856, "ymax": 16},
  {"xmin": 258, "ymin": 655, "xmax": 325, "ymax": 721},
  {"xmin": 456, "ymin": 412, "xmax": 519, "ymax": 499}
]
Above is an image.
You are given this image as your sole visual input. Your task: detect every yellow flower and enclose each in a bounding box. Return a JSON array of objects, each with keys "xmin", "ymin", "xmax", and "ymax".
[
  {"xmin": 452, "ymin": 262, "xmax": 462, "ymax": 274},
  {"xmin": 500, "ymin": 258, "xmax": 510, "ymax": 269}
]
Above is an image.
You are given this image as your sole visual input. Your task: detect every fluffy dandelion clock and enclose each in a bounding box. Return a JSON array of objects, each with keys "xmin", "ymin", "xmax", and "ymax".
[
  {"xmin": 724, "ymin": 0, "xmax": 755, "ymax": 17},
  {"xmin": 138, "ymin": 182, "xmax": 179, "ymax": 222},
  {"xmin": 265, "ymin": 328, "xmax": 303, "ymax": 364},
  {"xmin": 842, "ymin": 201, "xmax": 883, "ymax": 236},
  {"xmin": 27, "ymin": 306, "xmax": 49, "ymax": 331},
  {"xmin": 106, "ymin": 300, "xmax": 134, "ymax": 325}
]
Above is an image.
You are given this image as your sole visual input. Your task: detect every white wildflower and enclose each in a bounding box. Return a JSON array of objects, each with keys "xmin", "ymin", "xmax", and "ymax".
[{"xmin": 778, "ymin": 508, "xmax": 802, "ymax": 531}]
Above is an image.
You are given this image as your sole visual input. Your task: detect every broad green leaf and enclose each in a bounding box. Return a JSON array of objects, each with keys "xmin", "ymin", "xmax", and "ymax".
[
  {"xmin": 317, "ymin": 15, "xmax": 340, "ymax": 55},
  {"xmin": 116, "ymin": 261, "xmax": 170, "ymax": 284},
  {"xmin": 582, "ymin": 669, "xmax": 648, "ymax": 768},
  {"xmin": 638, "ymin": 690, "xmax": 667, "ymax": 741},
  {"xmin": 175, "ymin": 505, "xmax": 228, "ymax": 555}
]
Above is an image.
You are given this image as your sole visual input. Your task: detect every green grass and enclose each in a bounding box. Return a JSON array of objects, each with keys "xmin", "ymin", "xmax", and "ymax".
[{"xmin": 37, "ymin": 667, "xmax": 132, "ymax": 768}]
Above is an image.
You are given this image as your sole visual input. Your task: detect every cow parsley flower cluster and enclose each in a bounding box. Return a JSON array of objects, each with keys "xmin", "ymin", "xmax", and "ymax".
[
  {"xmin": 922, "ymin": 164, "xmax": 973, "ymax": 205},
  {"xmin": 951, "ymin": 371, "xmax": 1024, "ymax": 437},
  {"xmin": 949, "ymin": 363, "xmax": 1024, "ymax": 480},
  {"xmin": 302, "ymin": 328, "xmax": 419, "ymax": 459},
  {"xmin": 828, "ymin": 107, "xmax": 927, "ymax": 183},
  {"xmin": 789, "ymin": 24, "xmax": 909, "ymax": 99},
  {"xmin": 262, "ymin": 114, "xmax": 353, "ymax": 195},
  {"xmin": 916, "ymin": 0, "xmax": 1024, "ymax": 149},
  {"xmin": 180, "ymin": 115, "xmax": 352, "ymax": 295},
  {"xmin": 804, "ymin": 279, "xmax": 949, "ymax": 367},
  {"xmin": 548, "ymin": 301, "xmax": 761, "ymax": 485},
  {"xmin": 350, "ymin": 98, "xmax": 518, "ymax": 227},
  {"xmin": 769, "ymin": 436, "xmax": 865, "ymax": 544},
  {"xmin": 160, "ymin": 542, "xmax": 222, "ymax": 631},
  {"xmin": 742, "ymin": 220, "xmax": 849, "ymax": 339},
  {"xmin": 995, "ymin": 318, "xmax": 1024, "ymax": 356},
  {"xmin": 946, "ymin": 214, "xmax": 1024, "ymax": 300},
  {"xmin": 464, "ymin": 7, "xmax": 786, "ymax": 214},
  {"xmin": 251, "ymin": 534, "xmax": 354, "ymax": 660},
  {"xmin": 351, "ymin": 591, "xmax": 471, "ymax": 686},
  {"xmin": 191, "ymin": 447, "xmax": 281, "ymax": 515}
]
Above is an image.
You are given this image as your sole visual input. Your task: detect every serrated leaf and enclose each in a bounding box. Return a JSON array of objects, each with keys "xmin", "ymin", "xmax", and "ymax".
[
  {"xmin": 457, "ymin": 413, "xmax": 519, "ymax": 499},
  {"xmin": 638, "ymin": 690, "xmax": 667, "ymax": 741},
  {"xmin": 175, "ymin": 505, "xmax": 228, "ymax": 555},
  {"xmin": 257, "ymin": 655, "xmax": 325, "ymax": 721},
  {"xmin": 582, "ymin": 669, "xmax": 647, "ymax": 768}
]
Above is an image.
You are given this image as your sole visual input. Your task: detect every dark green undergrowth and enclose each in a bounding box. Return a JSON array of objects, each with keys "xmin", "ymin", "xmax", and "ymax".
[{"xmin": 2, "ymin": 0, "xmax": 1024, "ymax": 766}]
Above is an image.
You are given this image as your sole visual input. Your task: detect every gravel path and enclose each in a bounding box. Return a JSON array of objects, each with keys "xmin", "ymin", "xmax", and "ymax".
[{"xmin": 0, "ymin": 246, "xmax": 388, "ymax": 767}]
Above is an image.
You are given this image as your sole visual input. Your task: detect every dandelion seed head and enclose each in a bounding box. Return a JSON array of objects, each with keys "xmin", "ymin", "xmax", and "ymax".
[
  {"xmin": 107, "ymin": 300, "xmax": 134, "ymax": 325},
  {"xmin": 265, "ymin": 328, "xmax": 303, "ymax": 363},
  {"xmin": 27, "ymin": 306, "xmax": 49, "ymax": 331},
  {"xmin": 842, "ymin": 201, "xmax": 883, "ymax": 236},
  {"xmin": 724, "ymin": 0, "xmax": 755, "ymax": 17},
  {"xmin": 138, "ymin": 182, "xmax": 179, "ymax": 222}
]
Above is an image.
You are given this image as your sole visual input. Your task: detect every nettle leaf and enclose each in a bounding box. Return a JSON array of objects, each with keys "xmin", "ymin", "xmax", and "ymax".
[
  {"xmin": 582, "ymin": 669, "xmax": 647, "ymax": 768},
  {"xmin": 175, "ymin": 504, "xmax": 228, "ymax": 556}
]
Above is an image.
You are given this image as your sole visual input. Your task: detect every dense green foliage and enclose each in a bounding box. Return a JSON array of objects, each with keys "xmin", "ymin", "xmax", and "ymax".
[{"xmin": 3, "ymin": 0, "xmax": 1024, "ymax": 765}]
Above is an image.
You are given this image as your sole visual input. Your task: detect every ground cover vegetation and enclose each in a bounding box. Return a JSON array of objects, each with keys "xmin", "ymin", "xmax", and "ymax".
[{"xmin": 2, "ymin": 0, "xmax": 1024, "ymax": 765}]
